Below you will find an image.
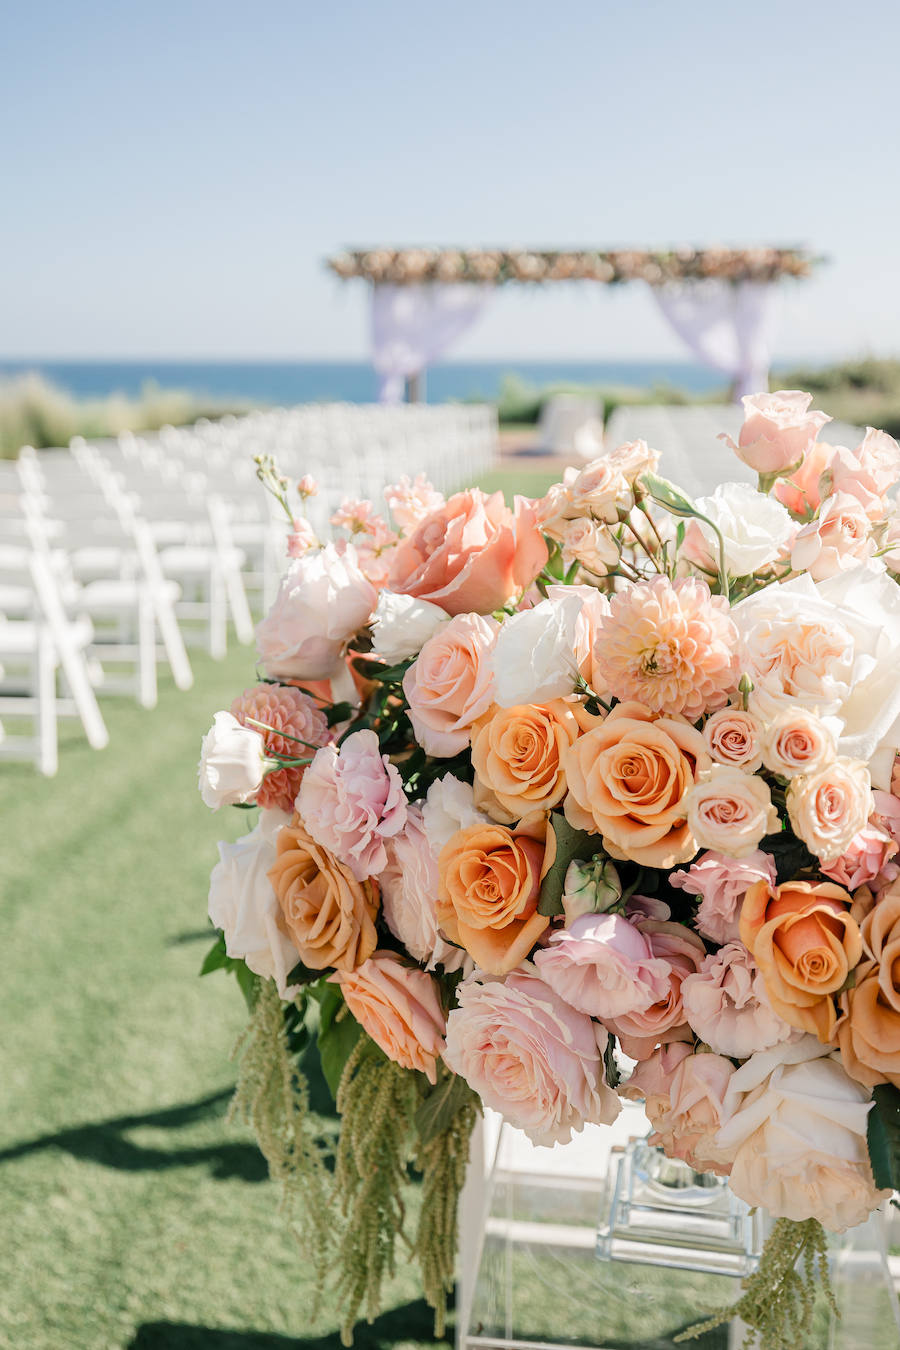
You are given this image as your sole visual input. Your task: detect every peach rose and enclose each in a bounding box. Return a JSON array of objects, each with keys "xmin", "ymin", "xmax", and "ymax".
[
  {"xmin": 836, "ymin": 886, "xmax": 900, "ymax": 1089},
  {"xmin": 791, "ymin": 492, "xmax": 874, "ymax": 580},
  {"xmin": 703, "ymin": 707, "xmax": 764, "ymax": 772},
  {"xmin": 388, "ymin": 488, "xmax": 548, "ymax": 616},
  {"xmin": 329, "ymin": 951, "xmax": 446, "ymax": 1085},
  {"xmin": 436, "ymin": 815, "xmax": 553, "ymax": 976},
  {"xmin": 686, "ymin": 766, "xmax": 779, "ymax": 859},
  {"xmin": 786, "ymin": 756, "xmax": 872, "ymax": 863},
  {"xmin": 604, "ymin": 920, "xmax": 706, "ymax": 1058},
  {"xmin": 729, "ymin": 390, "xmax": 831, "ymax": 476},
  {"xmin": 760, "ymin": 708, "xmax": 837, "ymax": 780},
  {"xmin": 268, "ymin": 817, "xmax": 379, "ymax": 972},
  {"xmin": 657, "ymin": 1052, "xmax": 737, "ymax": 1175},
  {"xmin": 774, "ymin": 438, "xmax": 835, "ymax": 517},
  {"xmin": 564, "ymin": 701, "xmax": 711, "ymax": 868},
  {"xmin": 402, "ymin": 612, "xmax": 499, "ymax": 757},
  {"xmin": 740, "ymin": 879, "xmax": 862, "ymax": 1040},
  {"xmin": 618, "ymin": 1040, "xmax": 693, "ymax": 1130},
  {"xmin": 471, "ymin": 699, "xmax": 579, "ymax": 824}
]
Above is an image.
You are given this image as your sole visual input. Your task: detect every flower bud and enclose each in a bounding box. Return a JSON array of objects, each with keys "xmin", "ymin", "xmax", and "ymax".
[{"xmin": 562, "ymin": 855, "xmax": 622, "ymax": 924}]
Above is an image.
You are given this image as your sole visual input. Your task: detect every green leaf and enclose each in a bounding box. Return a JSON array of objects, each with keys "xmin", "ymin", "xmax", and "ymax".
[
  {"xmin": 538, "ymin": 812, "xmax": 603, "ymax": 917},
  {"xmin": 867, "ymin": 1083, "xmax": 900, "ymax": 1190},
  {"xmin": 285, "ymin": 956, "xmax": 332, "ymax": 988},
  {"xmin": 233, "ymin": 963, "xmax": 261, "ymax": 1011},
  {"xmin": 199, "ymin": 932, "xmax": 259, "ymax": 1009},
  {"xmin": 759, "ymin": 828, "xmax": 816, "ymax": 885},
  {"xmin": 318, "ymin": 1012, "xmax": 362, "ymax": 1100},
  {"xmin": 199, "ymin": 930, "xmax": 229, "ymax": 975},
  {"xmin": 324, "ymin": 701, "xmax": 354, "ymax": 727},
  {"xmin": 603, "ymin": 1033, "xmax": 621, "ymax": 1089},
  {"xmin": 415, "ymin": 1072, "xmax": 479, "ymax": 1146},
  {"xmin": 351, "ymin": 656, "xmax": 413, "ymax": 684}
]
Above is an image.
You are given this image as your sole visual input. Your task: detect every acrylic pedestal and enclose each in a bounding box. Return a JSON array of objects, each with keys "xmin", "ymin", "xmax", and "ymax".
[{"xmin": 456, "ymin": 1105, "xmax": 900, "ymax": 1350}]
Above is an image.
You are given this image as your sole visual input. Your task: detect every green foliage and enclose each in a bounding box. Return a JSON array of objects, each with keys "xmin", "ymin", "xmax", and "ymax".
[
  {"xmin": 759, "ymin": 828, "xmax": 817, "ymax": 885},
  {"xmin": 199, "ymin": 930, "xmax": 260, "ymax": 1010},
  {"xmin": 414, "ymin": 1069, "xmax": 478, "ymax": 1147},
  {"xmin": 867, "ymin": 1082, "xmax": 900, "ymax": 1190},
  {"xmin": 308, "ymin": 982, "xmax": 365, "ymax": 1100},
  {"xmin": 538, "ymin": 812, "xmax": 602, "ymax": 916}
]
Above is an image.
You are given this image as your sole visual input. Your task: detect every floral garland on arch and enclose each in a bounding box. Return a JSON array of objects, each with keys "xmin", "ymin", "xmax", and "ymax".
[{"xmin": 198, "ymin": 392, "xmax": 900, "ymax": 1349}]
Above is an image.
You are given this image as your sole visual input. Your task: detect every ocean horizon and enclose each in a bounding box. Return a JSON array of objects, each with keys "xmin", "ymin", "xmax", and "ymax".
[{"xmin": 0, "ymin": 359, "xmax": 729, "ymax": 406}]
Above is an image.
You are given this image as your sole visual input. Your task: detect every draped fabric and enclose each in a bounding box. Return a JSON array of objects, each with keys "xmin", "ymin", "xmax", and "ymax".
[
  {"xmin": 650, "ymin": 279, "xmax": 783, "ymax": 402},
  {"xmin": 371, "ymin": 283, "xmax": 494, "ymax": 403}
]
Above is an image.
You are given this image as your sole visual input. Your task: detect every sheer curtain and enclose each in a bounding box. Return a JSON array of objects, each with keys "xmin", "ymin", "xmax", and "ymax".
[
  {"xmin": 371, "ymin": 283, "xmax": 495, "ymax": 403},
  {"xmin": 650, "ymin": 279, "xmax": 783, "ymax": 401}
]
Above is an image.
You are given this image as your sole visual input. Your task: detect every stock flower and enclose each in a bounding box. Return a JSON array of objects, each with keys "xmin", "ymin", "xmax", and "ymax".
[
  {"xmin": 268, "ymin": 818, "xmax": 379, "ymax": 971},
  {"xmin": 402, "ymin": 612, "xmax": 499, "ymax": 757},
  {"xmin": 786, "ymin": 756, "xmax": 872, "ymax": 863},
  {"xmin": 330, "ymin": 952, "xmax": 446, "ymax": 1085},
  {"xmin": 669, "ymin": 848, "xmax": 777, "ymax": 945},
  {"xmin": 379, "ymin": 804, "xmax": 466, "ymax": 971},
  {"xmin": 564, "ymin": 701, "xmax": 711, "ymax": 869},
  {"xmin": 533, "ymin": 911, "xmax": 673, "ymax": 1021},
  {"xmin": 198, "ymin": 712, "xmax": 271, "ymax": 809},
  {"xmin": 230, "ymin": 684, "xmax": 330, "ymax": 814},
  {"xmin": 436, "ymin": 816, "xmax": 552, "ymax": 976},
  {"xmin": 470, "ymin": 699, "xmax": 579, "ymax": 823},
  {"xmin": 686, "ymin": 766, "xmax": 779, "ymax": 859},
  {"xmin": 442, "ymin": 968, "xmax": 621, "ymax": 1145},
  {"xmin": 603, "ymin": 921, "xmax": 706, "ymax": 1059},
  {"xmin": 297, "ymin": 474, "xmax": 318, "ymax": 498},
  {"xmin": 331, "ymin": 496, "xmax": 375, "ymax": 532},
  {"xmin": 593, "ymin": 576, "xmax": 737, "ymax": 719},
  {"xmin": 836, "ymin": 886, "xmax": 900, "ymax": 1089},
  {"xmin": 255, "ymin": 543, "xmax": 377, "ymax": 681},
  {"xmin": 728, "ymin": 390, "xmax": 831, "ymax": 476},
  {"xmin": 383, "ymin": 473, "xmax": 445, "ymax": 533},
  {"xmin": 760, "ymin": 708, "xmax": 838, "ymax": 779},
  {"xmin": 694, "ymin": 481, "xmax": 793, "ymax": 575},
  {"xmin": 703, "ymin": 707, "xmax": 764, "ymax": 772},
  {"xmin": 296, "ymin": 730, "xmax": 408, "ymax": 881},
  {"xmin": 369, "ymin": 591, "xmax": 449, "ymax": 663},
  {"xmin": 791, "ymin": 492, "xmax": 874, "ymax": 580},
  {"xmin": 740, "ymin": 878, "xmax": 862, "ymax": 1039},
  {"xmin": 388, "ymin": 488, "xmax": 548, "ymax": 616},
  {"xmin": 681, "ymin": 942, "xmax": 800, "ymax": 1058},
  {"xmin": 491, "ymin": 592, "xmax": 584, "ymax": 707}
]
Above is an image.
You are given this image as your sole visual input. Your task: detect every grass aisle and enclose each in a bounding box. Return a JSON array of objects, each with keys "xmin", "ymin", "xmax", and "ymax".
[{"xmin": 0, "ymin": 649, "xmax": 434, "ymax": 1350}]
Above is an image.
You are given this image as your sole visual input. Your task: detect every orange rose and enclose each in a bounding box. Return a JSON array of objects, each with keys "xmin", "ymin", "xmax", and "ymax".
[
  {"xmin": 740, "ymin": 879, "xmax": 862, "ymax": 1041},
  {"xmin": 268, "ymin": 817, "xmax": 379, "ymax": 972},
  {"xmin": 470, "ymin": 699, "xmax": 579, "ymax": 825},
  {"xmin": 563, "ymin": 701, "xmax": 711, "ymax": 868},
  {"xmin": 329, "ymin": 952, "xmax": 447, "ymax": 1085},
  {"xmin": 836, "ymin": 886, "xmax": 900, "ymax": 1088},
  {"xmin": 436, "ymin": 815, "xmax": 554, "ymax": 975}
]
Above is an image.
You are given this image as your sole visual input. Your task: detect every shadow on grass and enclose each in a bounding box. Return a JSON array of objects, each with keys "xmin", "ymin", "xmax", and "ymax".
[
  {"xmin": 128, "ymin": 1297, "xmax": 448, "ymax": 1349},
  {"xmin": 0, "ymin": 1088, "xmax": 270, "ymax": 1181}
]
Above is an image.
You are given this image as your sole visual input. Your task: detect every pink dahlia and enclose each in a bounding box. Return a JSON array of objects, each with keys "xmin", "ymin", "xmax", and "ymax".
[
  {"xmin": 230, "ymin": 684, "xmax": 330, "ymax": 813},
  {"xmin": 593, "ymin": 576, "xmax": 738, "ymax": 719}
]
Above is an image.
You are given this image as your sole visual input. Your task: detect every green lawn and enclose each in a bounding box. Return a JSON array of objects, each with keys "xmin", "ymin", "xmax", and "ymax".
[{"xmin": 0, "ymin": 646, "xmax": 438, "ymax": 1350}]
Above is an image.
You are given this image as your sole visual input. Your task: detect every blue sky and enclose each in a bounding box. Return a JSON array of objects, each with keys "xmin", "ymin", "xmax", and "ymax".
[{"xmin": 1, "ymin": 0, "xmax": 898, "ymax": 362}]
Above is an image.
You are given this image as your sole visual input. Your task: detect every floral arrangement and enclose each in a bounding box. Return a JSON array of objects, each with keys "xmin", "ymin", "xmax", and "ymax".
[
  {"xmin": 198, "ymin": 393, "xmax": 900, "ymax": 1349},
  {"xmin": 327, "ymin": 246, "xmax": 816, "ymax": 287}
]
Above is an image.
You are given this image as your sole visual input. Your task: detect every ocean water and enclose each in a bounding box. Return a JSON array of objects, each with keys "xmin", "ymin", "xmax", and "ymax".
[{"xmin": 0, "ymin": 359, "xmax": 726, "ymax": 406}]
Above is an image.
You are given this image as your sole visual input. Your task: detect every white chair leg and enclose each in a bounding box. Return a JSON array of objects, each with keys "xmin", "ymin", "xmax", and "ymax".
[
  {"xmin": 36, "ymin": 625, "xmax": 58, "ymax": 777},
  {"xmin": 137, "ymin": 586, "xmax": 158, "ymax": 709},
  {"xmin": 224, "ymin": 559, "xmax": 254, "ymax": 646},
  {"xmin": 209, "ymin": 567, "xmax": 227, "ymax": 660}
]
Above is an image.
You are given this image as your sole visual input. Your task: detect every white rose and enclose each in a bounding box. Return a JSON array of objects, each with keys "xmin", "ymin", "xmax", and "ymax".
[
  {"xmin": 420, "ymin": 774, "xmax": 491, "ymax": 853},
  {"xmin": 686, "ymin": 766, "xmax": 779, "ymax": 859},
  {"xmin": 786, "ymin": 756, "xmax": 872, "ymax": 863},
  {"xmin": 198, "ymin": 712, "xmax": 271, "ymax": 809},
  {"xmin": 712, "ymin": 1043, "xmax": 888, "ymax": 1232},
  {"xmin": 379, "ymin": 804, "xmax": 467, "ymax": 971},
  {"xmin": 369, "ymin": 591, "xmax": 450, "ymax": 663},
  {"xmin": 207, "ymin": 817, "xmax": 300, "ymax": 997},
  {"xmin": 694, "ymin": 481, "xmax": 793, "ymax": 576},
  {"xmin": 492, "ymin": 592, "xmax": 584, "ymax": 707}
]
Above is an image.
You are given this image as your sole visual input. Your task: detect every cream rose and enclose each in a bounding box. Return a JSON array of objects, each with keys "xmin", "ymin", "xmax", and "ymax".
[
  {"xmin": 402, "ymin": 612, "xmax": 499, "ymax": 757},
  {"xmin": 703, "ymin": 708, "xmax": 764, "ymax": 772},
  {"xmin": 760, "ymin": 708, "xmax": 838, "ymax": 780},
  {"xmin": 560, "ymin": 518, "xmax": 619, "ymax": 576},
  {"xmin": 791, "ymin": 491, "xmax": 875, "ymax": 580},
  {"xmin": 687, "ymin": 766, "xmax": 778, "ymax": 859},
  {"xmin": 786, "ymin": 756, "xmax": 872, "ymax": 863}
]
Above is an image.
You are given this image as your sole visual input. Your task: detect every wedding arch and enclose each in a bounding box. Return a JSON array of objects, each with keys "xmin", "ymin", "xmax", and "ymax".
[{"xmin": 326, "ymin": 245, "xmax": 818, "ymax": 404}]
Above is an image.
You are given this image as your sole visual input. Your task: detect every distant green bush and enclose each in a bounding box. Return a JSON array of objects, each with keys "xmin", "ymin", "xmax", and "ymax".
[
  {"xmin": 491, "ymin": 372, "xmax": 722, "ymax": 425},
  {"xmin": 771, "ymin": 358, "xmax": 900, "ymax": 440}
]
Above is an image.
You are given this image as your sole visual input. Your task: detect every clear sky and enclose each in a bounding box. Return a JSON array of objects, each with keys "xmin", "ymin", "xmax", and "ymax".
[{"xmin": 2, "ymin": 0, "xmax": 898, "ymax": 363}]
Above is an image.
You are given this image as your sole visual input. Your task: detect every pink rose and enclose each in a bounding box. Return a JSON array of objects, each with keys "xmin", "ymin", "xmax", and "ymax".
[
  {"xmin": 296, "ymin": 728, "xmax": 407, "ymax": 881},
  {"xmin": 681, "ymin": 942, "xmax": 800, "ymax": 1058},
  {"xmin": 791, "ymin": 492, "xmax": 874, "ymax": 580},
  {"xmin": 402, "ymin": 613, "xmax": 499, "ymax": 757},
  {"xmin": 604, "ymin": 921, "xmax": 706, "ymax": 1058},
  {"xmin": 618, "ymin": 1041, "xmax": 693, "ymax": 1131},
  {"xmin": 774, "ymin": 439, "xmax": 835, "ymax": 517},
  {"xmin": 657, "ymin": 1052, "xmax": 736, "ymax": 1174},
  {"xmin": 379, "ymin": 804, "xmax": 467, "ymax": 971},
  {"xmin": 388, "ymin": 489, "xmax": 548, "ymax": 616},
  {"xmin": 533, "ymin": 912, "xmax": 672, "ymax": 1021},
  {"xmin": 819, "ymin": 819, "xmax": 898, "ymax": 890},
  {"xmin": 703, "ymin": 707, "xmax": 764, "ymax": 772},
  {"xmin": 255, "ymin": 543, "xmax": 377, "ymax": 680},
  {"xmin": 443, "ymin": 968, "xmax": 621, "ymax": 1144},
  {"xmin": 829, "ymin": 428, "xmax": 900, "ymax": 521},
  {"xmin": 728, "ymin": 390, "xmax": 831, "ymax": 476},
  {"xmin": 330, "ymin": 952, "xmax": 446, "ymax": 1085},
  {"xmin": 670, "ymin": 848, "xmax": 776, "ymax": 945},
  {"xmin": 287, "ymin": 516, "xmax": 317, "ymax": 557}
]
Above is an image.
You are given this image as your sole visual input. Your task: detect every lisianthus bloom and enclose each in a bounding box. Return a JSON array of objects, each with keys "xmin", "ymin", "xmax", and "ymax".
[
  {"xmin": 740, "ymin": 878, "xmax": 862, "ymax": 1040},
  {"xmin": 255, "ymin": 543, "xmax": 376, "ymax": 681},
  {"xmin": 379, "ymin": 804, "xmax": 466, "ymax": 972},
  {"xmin": 388, "ymin": 488, "xmax": 548, "ymax": 615},
  {"xmin": 727, "ymin": 389, "xmax": 831, "ymax": 476},
  {"xmin": 593, "ymin": 576, "xmax": 737, "ymax": 720},
  {"xmin": 230, "ymin": 684, "xmax": 330, "ymax": 814},
  {"xmin": 654, "ymin": 1052, "xmax": 737, "ymax": 1175},
  {"xmin": 268, "ymin": 817, "xmax": 379, "ymax": 971},
  {"xmin": 491, "ymin": 593, "xmax": 584, "ymax": 707},
  {"xmin": 402, "ymin": 612, "xmax": 499, "ymax": 757},
  {"xmin": 420, "ymin": 773, "xmax": 492, "ymax": 853},
  {"xmin": 681, "ymin": 942, "xmax": 800, "ymax": 1059},
  {"xmin": 442, "ymin": 967, "xmax": 620, "ymax": 1145},
  {"xmin": 819, "ymin": 821, "xmax": 898, "ymax": 891},
  {"xmin": 533, "ymin": 911, "xmax": 672, "ymax": 1021},
  {"xmin": 436, "ymin": 815, "xmax": 553, "ymax": 976},
  {"xmin": 836, "ymin": 885, "xmax": 900, "ymax": 1089},
  {"xmin": 470, "ymin": 699, "xmax": 579, "ymax": 823},
  {"xmin": 296, "ymin": 729, "xmax": 408, "ymax": 882},
  {"xmin": 564, "ymin": 701, "xmax": 711, "ymax": 869},
  {"xmin": 669, "ymin": 849, "xmax": 776, "ymax": 945},
  {"xmin": 330, "ymin": 952, "xmax": 446, "ymax": 1085},
  {"xmin": 693, "ymin": 481, "xmax": 793, "ymax": 575},
  {"xmin": 198, "ymin": 711, "xmax": 271, "ymax": 809},
  {"xmin": 603, "ymin": 920, "xmax": 706, "ymax": 1059},
  {"xmin": 369, "ymin": 591, "xmax": 449, "ymax": 663}
]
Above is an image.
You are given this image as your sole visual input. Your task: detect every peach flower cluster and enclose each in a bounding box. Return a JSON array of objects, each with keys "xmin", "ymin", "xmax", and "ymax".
[{"xmin": 230, "ymin": 683, "xmax": 331, "ymax": 814}]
